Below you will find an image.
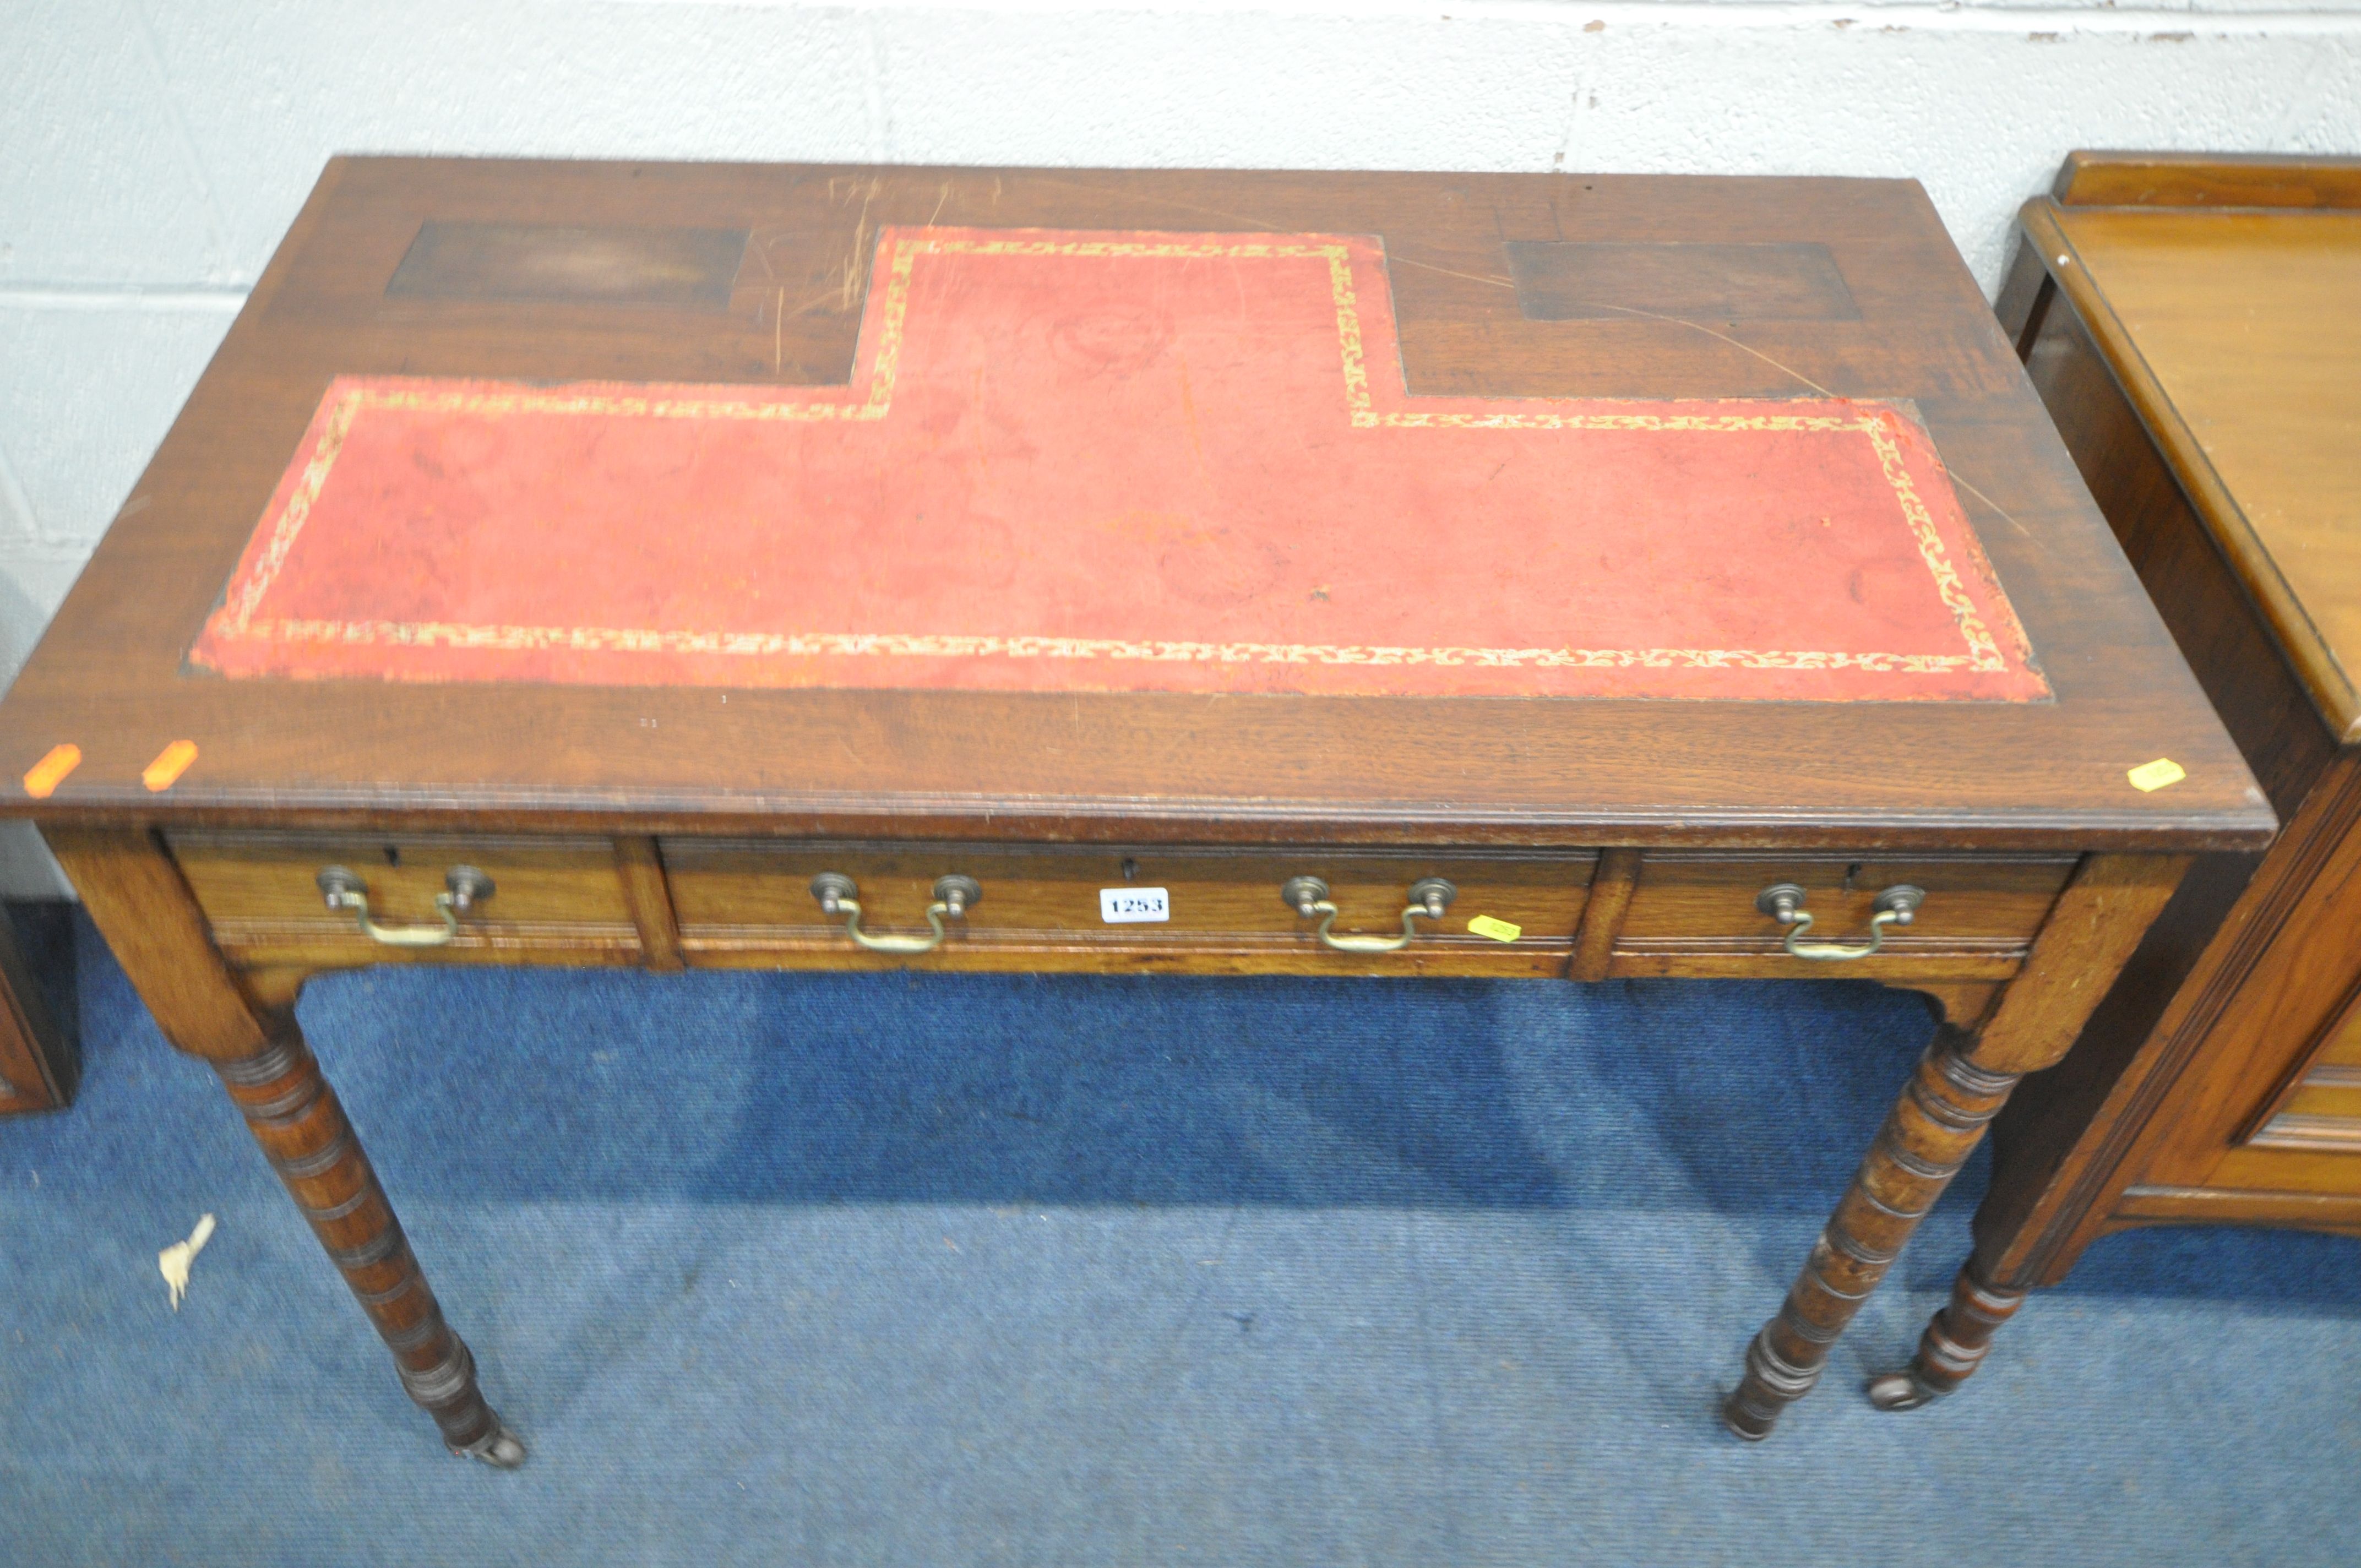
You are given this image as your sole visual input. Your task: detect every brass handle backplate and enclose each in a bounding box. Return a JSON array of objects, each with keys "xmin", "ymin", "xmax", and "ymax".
[
  {"xmin": 317, "ymin": 865, "xmax": 495, "ymax": 948},
  {"xmin": 1283, "ymin": 875, "xmax": 1456, "ymax": 954},
  {"xmin": 810, "ymin": 872, "xmax": 981, "ymax": 954},
  {"xmin": 1755, "ymin": 883, "xmax": 1925, "ymax": 961}
]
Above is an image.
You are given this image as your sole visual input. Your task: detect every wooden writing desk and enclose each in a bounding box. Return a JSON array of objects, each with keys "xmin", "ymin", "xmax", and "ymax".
[
  {"xmin": 1873, "ymin": 153, "xmax": 2361, "ymax": 1405},
  {"xmin": 0, "ymin": 160, "xmax": 2272, "ymax": 1464}
]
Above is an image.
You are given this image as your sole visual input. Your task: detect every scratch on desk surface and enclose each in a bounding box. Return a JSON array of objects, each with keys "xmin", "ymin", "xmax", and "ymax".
[{"xmin": 1949, "ymin": 470, "xmax": 2039, "ymax": 545}]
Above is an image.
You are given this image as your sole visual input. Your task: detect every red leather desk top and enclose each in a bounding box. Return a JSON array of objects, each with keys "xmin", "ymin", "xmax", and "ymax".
[{"xmin": 192, "ymin": 226, "xmax": 2047, "ymax": 704}]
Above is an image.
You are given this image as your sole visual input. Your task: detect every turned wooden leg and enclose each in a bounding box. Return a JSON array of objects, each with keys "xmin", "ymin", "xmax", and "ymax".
[
  {"xmin": 1723, "ymin": 1035, "xmax": 2016, "ymax": 1439},
  {"xmin": 216, "ymin": 1025, "xmax": 525, "ymax": 1466},
  {"xmin": 1865, "ymin": 1259, "xmax": 2027, "ymax": 1410},
  {"xmin": 43, "ymin": 826, "xmax": 523, "ymax": 1468},
  {"xmin": 1722, "ymin": 853, "xmax": 2188, "ymax": 1441}
]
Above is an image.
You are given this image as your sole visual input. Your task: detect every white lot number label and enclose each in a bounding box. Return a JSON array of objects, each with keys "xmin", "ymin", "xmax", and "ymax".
[{"xmin": 1098, "ymin": 886, "xmax": 1172, "ymax": 924}]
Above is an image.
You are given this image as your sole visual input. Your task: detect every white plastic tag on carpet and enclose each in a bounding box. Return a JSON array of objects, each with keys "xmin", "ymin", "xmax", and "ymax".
[{"xmin": 159, "ymin": 1214, "xmax": 216, "ymax": 1311}]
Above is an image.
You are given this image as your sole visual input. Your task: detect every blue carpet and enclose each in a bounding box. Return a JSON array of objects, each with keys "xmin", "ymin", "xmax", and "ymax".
[{"xmin": 2, "ymin": 909, "xmax": 2357, "ymax": 1566}]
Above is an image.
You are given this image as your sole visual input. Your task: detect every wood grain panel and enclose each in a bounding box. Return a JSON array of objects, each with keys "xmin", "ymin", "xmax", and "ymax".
[
  {"xmin": 2237, "ymin": 984, "xmax": 2361, "ymax": 1155},
  {"xmin": 662, "ymin": 840, "xmax": 1593, "ymax": 976},
  {"xmin": 1503, "ymin": 241, "xmax": 1860, "ymax": 321},
  {"xmin": 2058, "ymin": 208, "xmax": 2361, "ymax": 731},
  {"xmin": 386, "ymin": 221, "xmax": 749, "ymax": 307},
  {"xmin": 2054, "ymin": 150, "xmax": 2361, "ymax": 210},
  {"xmin": 2121, "ymin": 765, "xmax": 2361, "ymax": 1182},
  {"xmin": 613, "ymin": 836, "xmax": 684, "ymax": 972},
  {"xmin": 1606, "ymin": 953, "xmax": 2021, "ymax": 983},
  {"xmin": 2204, "ymin": 1140, "xmax": 2361, "ymax": 1186},
  {"xmin": 47, "ymin": 827, "xmax": 271, "ymax": 1060},
  {"xmin": 1568, "ymin": 846, "xmax": 1640, "ymax": 982},
  {"xmin": 2116, "ymin": 1183, "xmax": 2361, "ymax": 1234},
  {"xmin": 2294, "ymin": 988, "xmax": 2361, "ymax": 1071},
  {"xmin": 1963, "ymin": 853, "xmax": 2191, "ymax": 1079},
  {"xmin": 2020, "ymin": 284, "xmax": 2338, "ymax": 815},
  {"xmin": 2248, "ymin": 1102, "xmax": 2361, "ymax": 1151},
  {"xmin": 2033, "ymin": 195, "xmax": 2361, "ymax": 740}
]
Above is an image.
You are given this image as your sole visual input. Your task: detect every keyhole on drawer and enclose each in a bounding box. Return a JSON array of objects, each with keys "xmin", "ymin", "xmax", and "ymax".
[
  {"xmin": 1120, "ymin": 858, "xmax": 1140, "ymax": 880},
  {"xmin": 382, "ymin": 845, "xmax": 401, "ymax": 867}
]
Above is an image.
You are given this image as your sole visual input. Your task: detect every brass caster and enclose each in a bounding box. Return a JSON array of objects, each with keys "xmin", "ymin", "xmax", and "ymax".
[
  {"xmin": 1865, "ymin": 1369, "xmax": 1943, "ymax": 1412},
  {"xmin": 450, "ymin": 1419, "xmax": 529, "ymax": 1469},
  {"xmin": 1719, "ymin": 1390, "xmax": 1776, "ymax": 1442}
]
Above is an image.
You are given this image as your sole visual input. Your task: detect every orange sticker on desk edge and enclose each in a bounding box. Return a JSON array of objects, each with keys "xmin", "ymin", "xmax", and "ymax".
[
  {"xmin": 22, "ymin": 744, "xmax": 80, "ymax": 799},
  {"xmin": 142, "ymin": 739, "xmax": 199, "ymax": 792},
  {"xmin": 2128, "ymin": 758, "xmax": 2186, "ymax": 793},
  {"xmin": 1468, "ymin": 914, "xmax": 1523, "ymax": 943}
]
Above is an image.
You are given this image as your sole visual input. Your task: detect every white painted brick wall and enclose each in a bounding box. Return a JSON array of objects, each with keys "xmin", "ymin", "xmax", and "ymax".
[{"xmin": 1, "ymin": 0, "xmax": 2357, "ymax": 891}]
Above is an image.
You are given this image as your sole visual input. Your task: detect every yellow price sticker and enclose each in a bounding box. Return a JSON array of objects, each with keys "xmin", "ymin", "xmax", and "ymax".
[
  {"xmin": 1467, "ymin": 914, "xmax": 1523, "ymax": 943},
  {"xmin": 2127, "ymin": 758, "xmax": 2186, "ymax": 793}
]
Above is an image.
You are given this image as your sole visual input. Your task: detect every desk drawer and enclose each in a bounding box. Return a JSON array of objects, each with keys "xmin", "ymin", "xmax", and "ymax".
[
  {"xmin": 1610, "ymin": 852, "xmax": 2077, "ymax": 980},
  {"xmin": 660, "ymin": 840, "xmax": 1595, "ymax": 976},
  {"xmin": 169, "ymin": 831, "xmax": 640, "ymax": 959}
]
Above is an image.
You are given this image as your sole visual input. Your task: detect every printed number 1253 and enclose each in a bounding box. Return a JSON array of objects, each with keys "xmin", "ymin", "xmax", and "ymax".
[{"xmin": 1098, "ymin": 887, "xmax": 1172, "ymax": 924}]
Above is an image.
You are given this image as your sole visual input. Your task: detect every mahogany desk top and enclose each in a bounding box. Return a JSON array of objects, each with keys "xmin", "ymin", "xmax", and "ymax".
[
  {"xmin": 0, "ymin": 160, "xmax": 2273, "ymax": 1464},
  {"xmin": 0, "ymin": 158, "xmax": 2265, "ymax": 849}
]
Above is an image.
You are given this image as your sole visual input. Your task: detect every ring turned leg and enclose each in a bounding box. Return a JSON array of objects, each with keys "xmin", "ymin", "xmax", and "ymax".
[
  {"xmin": 1722, "ymin": 855, "xmax": 2189, "ymax": 1439},
  {"xmin": 1866, "ymin": 1260, "xmax": 2028, "ymax": 1411},
  {"xmin": 216, "ymin": 1027, "xmax": 526, "ymax": 1467},
  {"xmin": 46, "ymin": 827, "xmax": 526, "ymax": 1469},
  {"xmin": 1722, "ymin": 1035, "xmax": 2017, "ymax": 1440}
]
